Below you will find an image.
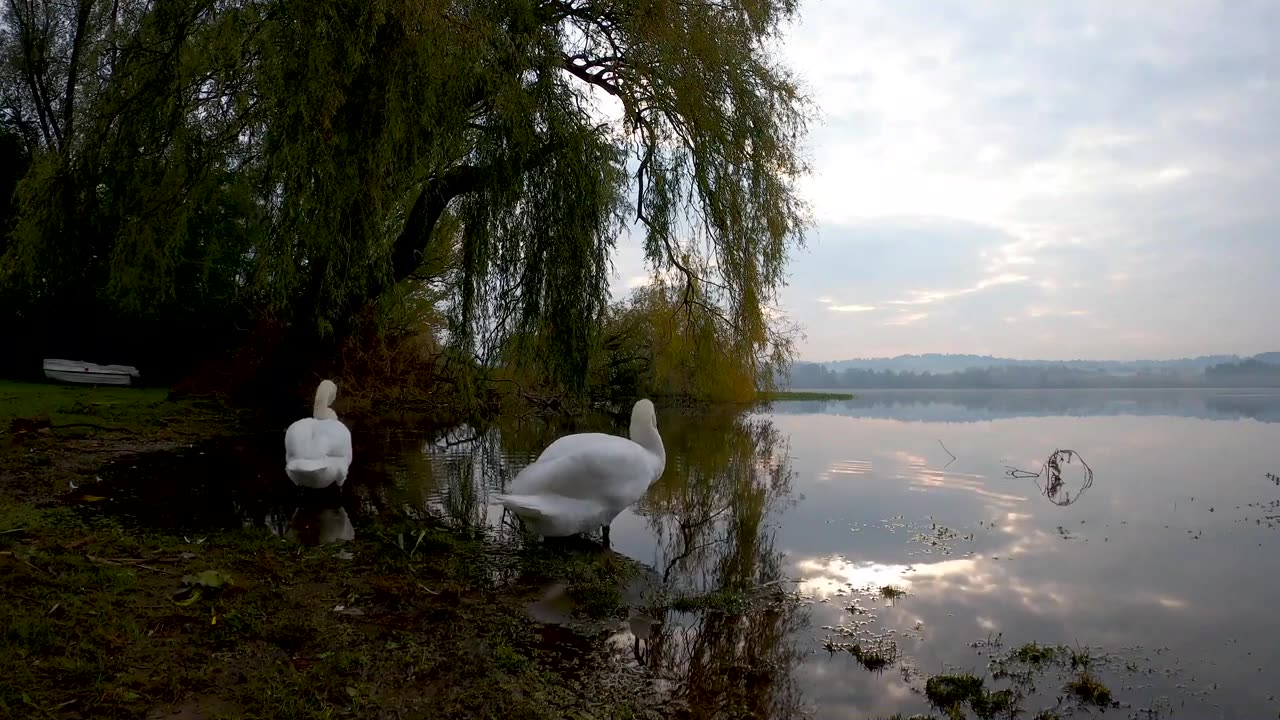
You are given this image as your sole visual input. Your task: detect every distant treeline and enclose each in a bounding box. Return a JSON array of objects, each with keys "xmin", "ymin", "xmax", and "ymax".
[{"xmin": 786, "ymin": 358, "xmax": 1280, "ymax": 389}]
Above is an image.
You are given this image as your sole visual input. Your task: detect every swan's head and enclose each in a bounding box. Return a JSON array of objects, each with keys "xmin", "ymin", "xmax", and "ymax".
[
  {"xmin": 313, "ymin": 379, "xmax": 339, "ymax": 420},
  {"xmin": 630, "ymin": 398, "xmax": 658, "ymax": 432},
  {"xmin": 629, "ymin": 399, "xmax": 664, "ymax": 464}
]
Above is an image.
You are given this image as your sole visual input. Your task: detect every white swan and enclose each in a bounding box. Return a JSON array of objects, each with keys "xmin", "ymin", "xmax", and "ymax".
[
  {"xmin": 284, "ymin": 379, "xmax": 353, "ymax": 489},
  {"xmin": 494, "ymin": 399, "xmax": 665, "ymax": 545}
]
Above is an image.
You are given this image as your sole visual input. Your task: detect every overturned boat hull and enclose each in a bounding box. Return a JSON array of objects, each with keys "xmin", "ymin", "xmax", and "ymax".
[{"xmin": 42, "ymin": 359, "xmax": 140, "ymax": 386}]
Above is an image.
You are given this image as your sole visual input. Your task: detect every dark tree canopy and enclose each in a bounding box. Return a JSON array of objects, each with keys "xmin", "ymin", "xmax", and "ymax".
[{"xmin": 0, "ymin": 0, "xmax": 811, "ymax": 393}]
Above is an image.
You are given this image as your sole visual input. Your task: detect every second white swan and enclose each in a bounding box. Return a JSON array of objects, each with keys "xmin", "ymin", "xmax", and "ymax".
[{"xmin": 493, "ymin": 398, "xmax": 665, "ymax": 544}]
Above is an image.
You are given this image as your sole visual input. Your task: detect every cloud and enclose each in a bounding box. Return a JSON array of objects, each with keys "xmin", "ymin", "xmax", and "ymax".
[
  {"xmin": 772, "ymin": 1, "xmax": 1280, "ymax": 360},
  {"xmin": 818, "ymin": 297, "xmax": 877, "ymax": 314},
  {"xmin": 883, "ymin": 311, "xmax": 929, "ymax": 327},
  {"xmin": 887, "ymin": 272, "xmax": 1031, "ymax": 307}
]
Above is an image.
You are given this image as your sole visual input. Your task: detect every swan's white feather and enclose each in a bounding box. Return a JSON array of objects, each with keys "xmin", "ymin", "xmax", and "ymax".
[
  {"xmin": 508, "ymin": 434, "xmax": 658, "ymax": 500},
  {"xmin": 533, "ymin": 432, "xmax": 617, "ymax": 465}
]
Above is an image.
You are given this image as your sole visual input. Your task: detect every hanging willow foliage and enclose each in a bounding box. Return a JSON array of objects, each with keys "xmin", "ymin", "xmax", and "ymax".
[{"xmin": 1, "ymin": 0, "xmax": 811, "ymax": 390}]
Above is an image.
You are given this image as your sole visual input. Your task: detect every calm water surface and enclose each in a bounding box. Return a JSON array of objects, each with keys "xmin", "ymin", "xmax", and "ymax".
[{"xmin": 89, "ymin": 389, "xmax": 1280, "ymax": 718}]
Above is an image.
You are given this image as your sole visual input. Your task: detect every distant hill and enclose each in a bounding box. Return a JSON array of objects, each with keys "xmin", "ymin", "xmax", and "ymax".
[
  {"xmin": 817, "ymin": 353, "xmax": 1248, "ymax": 375},
  {"xmin": 785, "ymin": 352, "xmax": 1280, "ymax": 390}
]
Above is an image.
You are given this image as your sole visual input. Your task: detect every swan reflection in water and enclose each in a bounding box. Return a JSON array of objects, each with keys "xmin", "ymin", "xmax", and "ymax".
[{"xmin": 260, "ymin": 503, "xmax": 355, "ymax": 546}]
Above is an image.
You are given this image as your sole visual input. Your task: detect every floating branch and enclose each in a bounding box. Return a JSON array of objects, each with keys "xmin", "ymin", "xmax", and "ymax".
[
  {"xmin": 1005, "ymin": 449, "xmax": 1094, "ymax": 507},
  {"xmin": 937, "ymin": 439, "xmax": 957, "ymax": 469}
]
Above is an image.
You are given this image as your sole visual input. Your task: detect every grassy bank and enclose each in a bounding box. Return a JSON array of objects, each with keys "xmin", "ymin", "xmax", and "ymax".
[
  {"xmin": 0, "ymin": 380, "xmax": 252, "ymax": 504},
  {"xmin": 0, "ymin": 379, "xmax": 226, "ymax": 430},
  {"xmin": 0, "ymin": 502, "xmax": 659, "ymax": 719}
]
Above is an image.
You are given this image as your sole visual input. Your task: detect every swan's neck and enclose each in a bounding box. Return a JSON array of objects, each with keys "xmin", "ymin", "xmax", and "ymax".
[
  {"xmin": 313, "ymin": 394, "xmax": 337, "ymax": 420},
  {"xmin": 629, "ymin": 423, "xmax": 665, "ymax": 466}
]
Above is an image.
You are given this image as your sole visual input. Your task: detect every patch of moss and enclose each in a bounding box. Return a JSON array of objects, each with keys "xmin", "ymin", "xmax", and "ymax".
[
  {"xmin": 1065, "ymin": 671, "xmax": 1113, "ymax": 707},
  {"xmin": 925, "ymin": 673, "xmax": 986, "ymax": 711},
  {"xmin": 849, "ymin": 641, "xmax": 898, "ymax": 672},
  {"xmin": 879, "ymin": 584, "xmax": 908, "ymax": 600},
  {"xmin": 1012, "ymin": 642, "xmax": 1062, "ymax": 665},
  {"xmin": 924, "ymin": 673, "xmax": 1019, "ymax": 720}
]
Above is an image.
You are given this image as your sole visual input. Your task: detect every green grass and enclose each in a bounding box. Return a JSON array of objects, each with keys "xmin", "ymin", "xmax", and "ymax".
[
  {"xmin": 0, "ymin": 379, "xmax": 234, "ymax": 434},
  {"xmin": 1, "ymin": 378, "xmax": 161, "ymax": 421},
  {"xmin": 756, "ymin": 390, "xmax": 854, "ymax": 402},
  {"xmin": 0, "ymin": 379, "xmax": 247, "ymax": 502}
]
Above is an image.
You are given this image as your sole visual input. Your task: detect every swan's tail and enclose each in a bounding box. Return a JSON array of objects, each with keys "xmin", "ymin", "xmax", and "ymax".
[
  {"xmin": 287, "ymin": 458, "xmax": 330, "ymax": 474},
  {"xmin": 492, "ymin": 493, "xmax": 558, "ymax": 519},
  {"xmin": 285, "ymin": 458, "xmax": 344, "ymax": 488},
  {"xmin": 492, "ymin": 493, "xmax": 602, "ymax": 537}
]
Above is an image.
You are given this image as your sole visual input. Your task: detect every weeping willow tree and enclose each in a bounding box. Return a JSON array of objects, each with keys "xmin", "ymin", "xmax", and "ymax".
[{"xmin": 0, "ymin": 0, "xmax": 811, "ymax": 394}]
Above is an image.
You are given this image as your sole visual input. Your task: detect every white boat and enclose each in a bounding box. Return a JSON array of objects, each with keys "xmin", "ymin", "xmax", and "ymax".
[{"xmin": 42, "ymin": 358, "xmax": 141, "ymax": 386}]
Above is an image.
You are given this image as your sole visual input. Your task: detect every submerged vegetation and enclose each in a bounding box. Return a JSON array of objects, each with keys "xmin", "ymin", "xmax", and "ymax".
[{"xmin": 923, "ymin": 673, "xmax": 1017, "ymax": 720}]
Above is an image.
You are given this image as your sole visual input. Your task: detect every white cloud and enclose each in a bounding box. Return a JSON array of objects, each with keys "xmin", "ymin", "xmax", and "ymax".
[
  {"xmin": 883, "ymin": 312, "xmax": 929, "ymax": 327},
  {"xmin": 818, "ymin": 297, "xmax": 877, "ymax": 314}
]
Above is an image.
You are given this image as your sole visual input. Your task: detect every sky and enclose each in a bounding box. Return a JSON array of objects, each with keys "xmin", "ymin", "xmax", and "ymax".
[{"xmin": 608, "ymin": 0, "xmax": 1280, "ymax": 362}]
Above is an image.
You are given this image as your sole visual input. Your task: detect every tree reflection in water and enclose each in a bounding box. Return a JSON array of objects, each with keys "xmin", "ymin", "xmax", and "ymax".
[{"xmin": 636, "ymin": 412, "xmax": 809, "ymax": 720}]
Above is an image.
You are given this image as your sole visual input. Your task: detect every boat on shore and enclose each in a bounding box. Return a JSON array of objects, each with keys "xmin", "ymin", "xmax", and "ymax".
[{"xmin": 42, "ymin": 359, "xmax": 141, "ymax": 386}]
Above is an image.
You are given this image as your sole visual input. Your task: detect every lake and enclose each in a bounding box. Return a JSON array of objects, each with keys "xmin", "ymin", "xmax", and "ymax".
[{"xmin": 87, "ymin": 388, "xmax": 1280, "ymax": 718}]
